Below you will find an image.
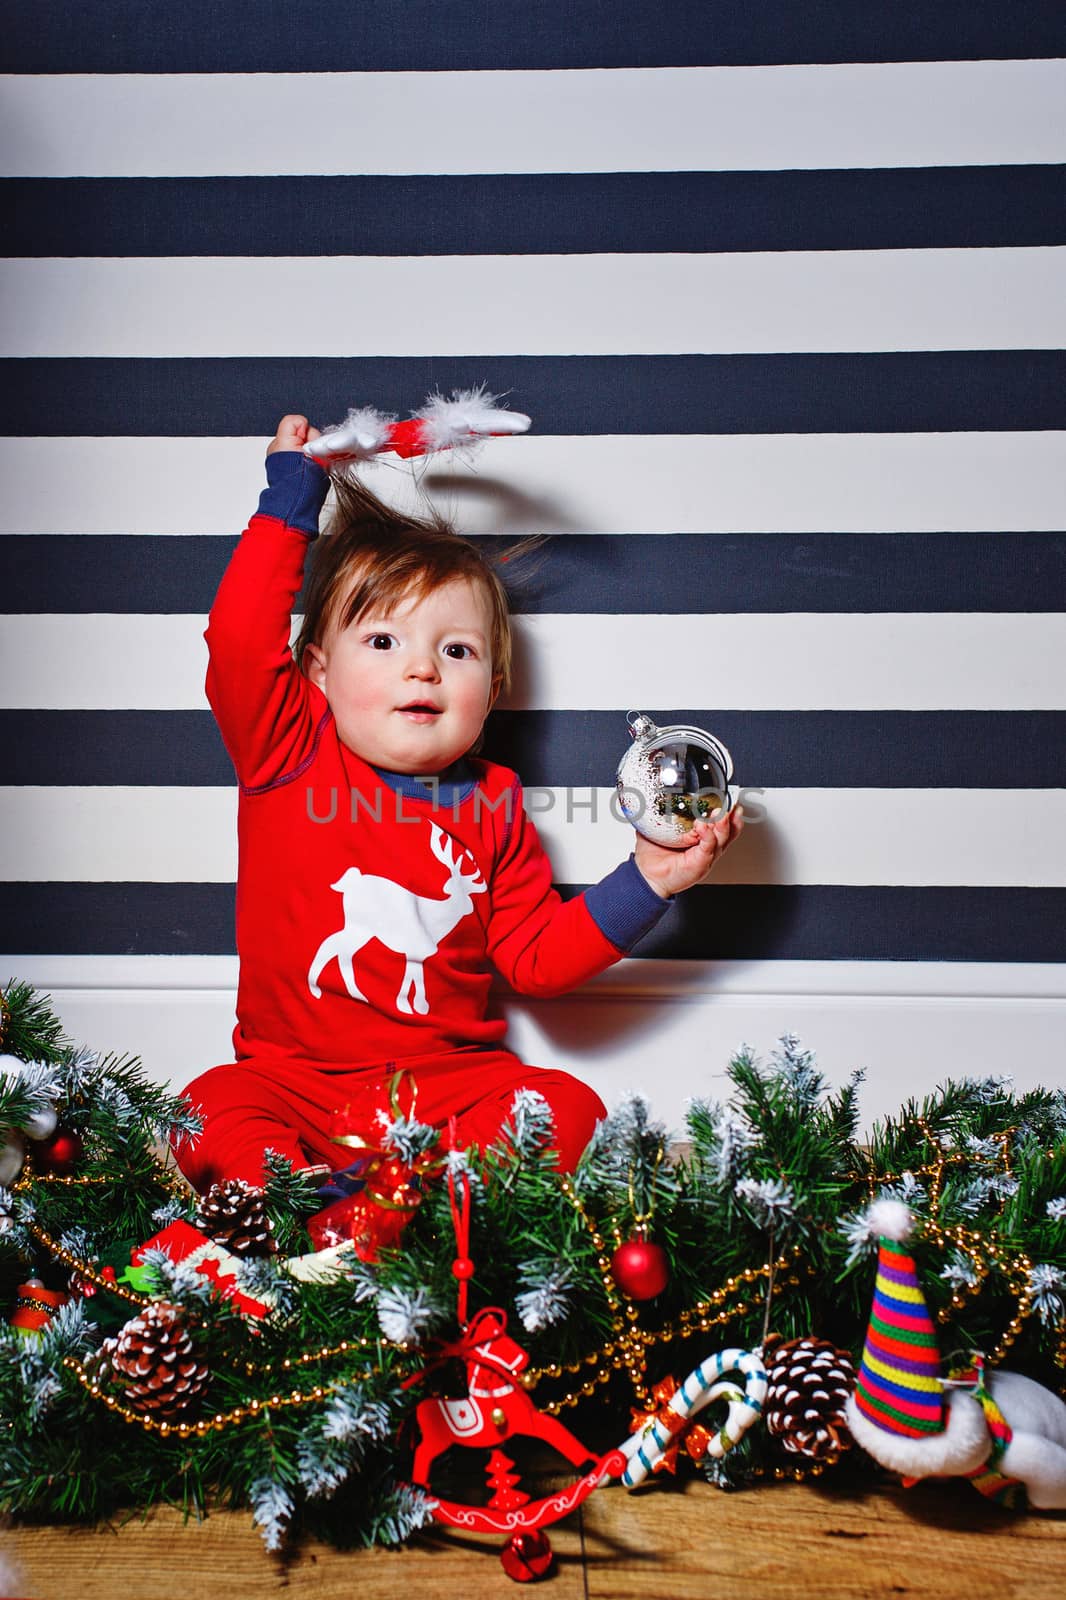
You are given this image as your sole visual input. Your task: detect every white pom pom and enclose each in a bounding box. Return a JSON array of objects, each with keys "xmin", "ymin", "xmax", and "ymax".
[
  {"xmin": 416, "ymin": 386, "xmax": 531, "ymax": 451},
  {"xmin": 0, "ymin": 1132, "xmax": 25, "ymax": 1186},
  {"xmin": 867, "ymin": 1199, "xmax": 914, "ymax": 1242},
  {"xmin": 24, "ymin": 1103, "xmax": 58, "ymax": 1141}
]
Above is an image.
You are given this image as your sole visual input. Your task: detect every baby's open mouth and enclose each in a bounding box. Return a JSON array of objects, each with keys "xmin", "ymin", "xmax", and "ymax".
[{"xmin": 398, "ymin": 702, "xmax": 441, "ymax": 716}]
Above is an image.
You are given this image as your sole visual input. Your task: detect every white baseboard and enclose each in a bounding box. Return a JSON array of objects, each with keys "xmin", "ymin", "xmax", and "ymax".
[{"xmin": 7, "ymin": 956, "xmax": 1064, "ymax": 1134}]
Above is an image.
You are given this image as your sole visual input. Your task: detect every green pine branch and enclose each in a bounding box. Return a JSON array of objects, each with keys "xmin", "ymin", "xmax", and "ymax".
[{"xmin": 1, "ymin": 993, "xmax": 1064, "ymax": 1553}]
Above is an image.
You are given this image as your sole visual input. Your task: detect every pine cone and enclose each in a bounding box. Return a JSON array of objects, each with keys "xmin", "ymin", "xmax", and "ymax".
[
  {"xmin": 762, "ymin": 1334, "xmax": 855, "ymax": 1461},
  {"xmin": 101, "ymin": 1301, "xmax": 210, "ymax": 1418},
  {"xmin": 194, "ymin": 1178, "xmax": 277, "ymax": 1257}
]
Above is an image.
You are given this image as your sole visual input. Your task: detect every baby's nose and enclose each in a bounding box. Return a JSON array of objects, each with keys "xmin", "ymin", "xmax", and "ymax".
[{"xmin": 406, "ymin": 653, "xmax": 440, "ymax": 680}]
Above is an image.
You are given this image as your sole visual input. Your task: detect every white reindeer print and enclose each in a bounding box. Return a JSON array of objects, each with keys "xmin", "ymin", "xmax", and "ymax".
[{"xmin": 307, "ymin": 823, "xmax": 487, "ymax": 1015}]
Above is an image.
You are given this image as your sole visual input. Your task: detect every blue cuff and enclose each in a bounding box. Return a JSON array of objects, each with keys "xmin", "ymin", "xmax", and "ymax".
[
  {"xmin": 584, "ymin": 855, "xmax": 671, "ymax": 952},
  {"xmin": 257, "ymin": 450, "xmax": 330, "ymax": 537}
]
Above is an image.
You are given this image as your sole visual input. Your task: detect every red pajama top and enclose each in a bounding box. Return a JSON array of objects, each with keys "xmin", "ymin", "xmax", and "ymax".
[{"xmin": 206, "ymin": 453, "xmax": 668, "ymax": 1069}]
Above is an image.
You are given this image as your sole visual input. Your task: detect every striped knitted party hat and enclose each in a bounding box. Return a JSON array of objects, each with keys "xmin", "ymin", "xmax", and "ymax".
[{"xmin": 852, "ymin": 1200, "xmax": 945, "ymax": 1439}]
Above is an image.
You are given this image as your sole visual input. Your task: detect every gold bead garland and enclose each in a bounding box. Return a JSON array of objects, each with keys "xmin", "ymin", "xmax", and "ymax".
[
  {"xmin": 16, "ymin": 1173, "xmax": 114, "ymax": 1189},
  {"xmin": 533, "ymin": 1180, "xmax": 803, "ymax": 1414},
  {"xmin": 25, "ymin": 1220, "xmax": 151, "ymax": 1306},
  {"xmin": 844, "ymin": 1119, "xmax": 1066, "ymax": 1386},
  {"xmin": 248, "ymin": 1336, "xmax": 376, "ymax": 1374},
  {"xmin": 10, "ymin": 1131, "xmax": 191, "ymax": 1202},
  {"xmin": 244, "ymin": 1335, "xmax": 413, "ymax": 1380},
  {"xmin": 63, "ymin": 1354, "xmax": 342, "ymax": 1437},
  {"xmin": 918, "ymin": 1118, "xmax": 947, "ymax": 1217}
]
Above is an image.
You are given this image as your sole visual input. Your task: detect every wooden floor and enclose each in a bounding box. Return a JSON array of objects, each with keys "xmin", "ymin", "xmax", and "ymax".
[{"xmin": 5, "ymin": 1476, "xmax": 1066, "ymax": 1600}]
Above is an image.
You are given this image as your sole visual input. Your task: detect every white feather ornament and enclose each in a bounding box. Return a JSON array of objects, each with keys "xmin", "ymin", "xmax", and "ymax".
[{"xmin": 415, "ymin": 386, "xmax": 530, "ymax": 451}]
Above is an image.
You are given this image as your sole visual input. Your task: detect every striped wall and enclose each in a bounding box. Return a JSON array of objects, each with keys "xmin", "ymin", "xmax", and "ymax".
[{"xmin": 3, "ymin": 4, "xmax": 1065, "ymax": 1128}]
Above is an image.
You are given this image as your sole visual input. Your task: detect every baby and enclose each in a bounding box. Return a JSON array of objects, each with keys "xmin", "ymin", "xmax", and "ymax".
[{"xmin": 176, "ymin": 411, "xmax": 743, "ymax": 1195}]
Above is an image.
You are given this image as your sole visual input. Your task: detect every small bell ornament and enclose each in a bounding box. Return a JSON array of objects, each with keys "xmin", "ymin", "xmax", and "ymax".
[{"xmin": 616, "ymin": 713, "xmax": 735, "ymax": 849}]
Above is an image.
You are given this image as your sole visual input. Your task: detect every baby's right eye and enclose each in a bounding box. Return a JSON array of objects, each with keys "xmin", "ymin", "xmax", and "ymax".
[{"xmin": 369, "ymin": 634, "xmax": 394, "ymax": 650}]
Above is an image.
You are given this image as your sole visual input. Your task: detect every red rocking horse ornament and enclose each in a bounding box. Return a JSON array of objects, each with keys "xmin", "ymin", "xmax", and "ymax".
[
  {"xmin": 402, "ymin": 1161, "xmax": 625, "ymax": 1577},
  {"xmin": 410, "ymin": 1304, "xmax": 599, "ymax": 1489}
]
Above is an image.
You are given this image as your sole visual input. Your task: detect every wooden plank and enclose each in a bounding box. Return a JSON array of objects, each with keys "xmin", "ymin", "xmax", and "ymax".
[
  {"xmin": 582, "ymin": 1479, "xmax": 1066, "ymax": 1600},
  {"xmin": 5, "ymin": 1479, "xmax": 1066, "ymax": 1600},
  {"xmin": 1, "ymin": 1505, "xmax": 586, "ymax": 1600}
]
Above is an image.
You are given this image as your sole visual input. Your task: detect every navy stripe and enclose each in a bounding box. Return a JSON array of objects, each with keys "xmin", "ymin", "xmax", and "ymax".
[
  {"xmin": 487, "ymin": 711, "xmax": 1066, "ymax": 791},
  {"xmin": 4, "ymin": 2, "xmax": 1063, "ymax": 71},
  {"xmin": 629, "ymin": 887, "xmax": 1066, "ymax": 962},
  {"xmin": 3, "ymin": 710, "xmax": 1064, "ymax": 789},
  {"xmin": 7, "ymin": 533, "xmax": 1066, "ymax": 616},
  {"xmin": 5, "ymin": 354, "xmax": 1064, "ymax": 439},
  {"xmin": 7, "ymin": 168, "xmax": 1064, "ymax": 257},
  {"xmin": 3, "ymin": 882, "xmax": 1062, "ymax": 960}
]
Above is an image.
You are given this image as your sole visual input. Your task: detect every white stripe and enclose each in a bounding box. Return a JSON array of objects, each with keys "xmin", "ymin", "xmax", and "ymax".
[
  {"xmin": 531, "ymin": 787, "xmax": 1066, "ymax": 887},
  {"xmin": 9, "ymin": 954, "xmax": 1066, "ymax": 1001},
  {"xmin": 508, "ymin": 613, "xmax": 1066, "ymax": 712},
  {"xmin": 2, "ymin": 433, "xmax": 1063, "ymax": 536},
  {"xmin": 3, "ymin": 786, "xmax": 1065, "ymax": 886},
  {"xmin": 0, "ymin": 616, "xmax": 211, "ymax": 710},
  {"xmin": 4, "ymin": 613, "xmax": 1065, "ymax": 711},
  {"xmin": 5, "ymin": 249, "xmax": 1062, "ymax": 358},
  {"xmin": 2, "ymin": 62, "xmax": 1063, "ymax": 176}
]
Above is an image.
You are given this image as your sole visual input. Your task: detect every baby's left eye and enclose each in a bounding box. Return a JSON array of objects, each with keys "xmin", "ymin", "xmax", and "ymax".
[{"xmin": 444, "ymin": 643, "xmax": 475, "ymax": 660}]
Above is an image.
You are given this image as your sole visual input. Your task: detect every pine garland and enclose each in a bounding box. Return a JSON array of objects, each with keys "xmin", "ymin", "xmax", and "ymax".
[{"xmin": 1, "ymin": 985, "xmax": 1064, "ymax": 1552}]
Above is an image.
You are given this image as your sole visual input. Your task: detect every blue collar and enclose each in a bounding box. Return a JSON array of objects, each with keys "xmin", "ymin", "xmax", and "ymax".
[{"xmin": 371, "ymin": 759, "xmax": 479, "ymax": 805}]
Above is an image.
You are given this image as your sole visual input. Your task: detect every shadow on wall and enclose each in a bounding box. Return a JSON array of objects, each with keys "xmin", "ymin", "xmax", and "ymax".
[
  {"xmin": 500, "ymin": 817, "xmax": 792, "ymax": 1058},
  {"xmin": 422, "ymin": 468, "xmax": 586, "ymax": 535}
]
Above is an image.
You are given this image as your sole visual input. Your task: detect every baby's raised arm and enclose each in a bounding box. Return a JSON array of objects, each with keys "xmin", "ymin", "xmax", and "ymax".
[{"xmin": 204, "ymin": 414, "xmax": 330, "ymax": 790}]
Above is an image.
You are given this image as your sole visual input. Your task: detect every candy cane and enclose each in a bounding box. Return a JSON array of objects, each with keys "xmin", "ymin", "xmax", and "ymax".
[{"xmin": 619, "ymin": 1347, "xmax": 768, "ymax": 1487}]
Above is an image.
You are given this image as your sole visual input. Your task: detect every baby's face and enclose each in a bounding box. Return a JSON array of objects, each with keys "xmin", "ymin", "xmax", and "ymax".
[{"xmin": 304, "ymin": 577, "xmax": 498, "ymax": 774}]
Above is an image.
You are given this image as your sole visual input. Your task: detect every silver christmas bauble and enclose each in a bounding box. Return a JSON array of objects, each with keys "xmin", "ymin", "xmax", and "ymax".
[
  {"xmin": 0, "ymin": 1131, "xmax": 26, "ymax": 1187},
  {"xmin": 616, "ymin": 712, "xmax": 735, "ymax": 848}
]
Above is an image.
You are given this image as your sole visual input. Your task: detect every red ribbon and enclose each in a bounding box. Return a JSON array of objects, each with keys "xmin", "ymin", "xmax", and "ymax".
[
  {"xmin": 400, "ymin": 1305, "xmax": 524, "ymax": 1392},
  {"xmin": 447, "ymin": 1116, "xmax": 472, "ymax": 1326}
]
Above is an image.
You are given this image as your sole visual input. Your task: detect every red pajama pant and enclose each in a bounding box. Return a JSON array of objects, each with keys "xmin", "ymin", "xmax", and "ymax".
[{"xmin": 175, "ymin": 1048, "xmax": 605, "ymax": 1190}]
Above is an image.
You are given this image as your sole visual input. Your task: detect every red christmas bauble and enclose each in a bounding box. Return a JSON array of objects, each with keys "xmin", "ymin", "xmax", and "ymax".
[
  {"xmin": 31, "ymin": 1126, "xmax": 84, "ymax": 1176},
  {"xmin": 611, "ymin": 1238, "xmax": 669, "ymax": 1300},
  {"xmin": 499, "ymin": 1529, "xmax": 553, "ymax": 1582}
]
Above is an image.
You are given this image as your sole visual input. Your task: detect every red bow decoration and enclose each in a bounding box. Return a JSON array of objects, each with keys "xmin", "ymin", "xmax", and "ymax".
[
  {"xmin": 629, "ymin": 1377, "xmax": 715, "ymax": 1476},
  {"xmin": 308, "ymin": 1071, "xmax": 446, "ymax": 1261},
  {"xmin": 402, "ymin": 1305, "xmax": 530, "ymax": 1393}
]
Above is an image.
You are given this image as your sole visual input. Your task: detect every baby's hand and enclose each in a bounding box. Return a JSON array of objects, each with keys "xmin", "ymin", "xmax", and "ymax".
[
  {"xmin": 633, "ymin": 806, "xmax": 745, "ymax": 899},
  {"xmin": 267, "ymin": 414, "xmax": 321, "ymax": 455}
]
